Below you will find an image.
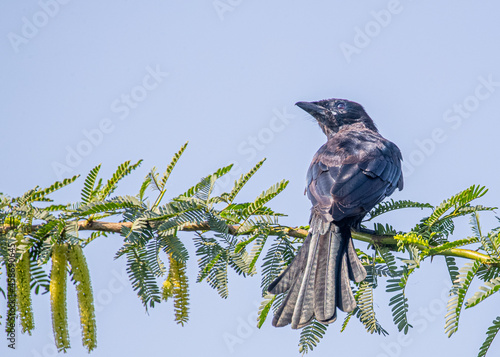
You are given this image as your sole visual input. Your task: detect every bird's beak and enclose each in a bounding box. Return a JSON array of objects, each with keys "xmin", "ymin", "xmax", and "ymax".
[{"xmin": 295, "ymin": 101, "xmax": 328, "ymax": 119}]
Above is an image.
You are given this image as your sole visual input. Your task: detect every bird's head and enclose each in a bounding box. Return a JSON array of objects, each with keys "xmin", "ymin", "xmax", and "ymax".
[{"xmin": 296, "ymin": 98, "xmax": 377, "ymax": 136}]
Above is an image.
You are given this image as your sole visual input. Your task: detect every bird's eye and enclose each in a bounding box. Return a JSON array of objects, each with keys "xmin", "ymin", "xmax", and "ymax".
[{"xmin": 336, "ymin": 102, "xmax": 346, "ymax": 110}]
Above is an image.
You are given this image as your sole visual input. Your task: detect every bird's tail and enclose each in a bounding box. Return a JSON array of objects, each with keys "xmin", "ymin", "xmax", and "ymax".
[{"xmin": 267, "ymin": 215, "xmax": 366, "ymax": 329}]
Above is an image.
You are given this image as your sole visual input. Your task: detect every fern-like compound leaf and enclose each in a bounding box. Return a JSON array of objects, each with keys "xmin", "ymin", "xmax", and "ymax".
[
  {"xmin": 478, "ymin": 316, "xmax": 500, "ymax": 357},
  {"xmin": 426, "ymin": 185, "xmax": 488, "ymax": 228},
  {"xmin": 367, "ymin": 199, "xmax": 433, "ymax": 220},
  {"xmin": 99, "ymin": 160, "xmax": 142, "ymax": 200},
  {"xmin": 298, "ymin": 319, "xmax": 328, "ymax": 354},
  {"xmin": 225, "ymin": 158, "xmax": 266, "ymax": 204},
  {"xmin": 466, "ymin": 277, "xmax": 500, "ymax": 309},
  {"xmin": 445, "ymin": 260, "xmax": 481, "ymax": 337},
  {"xmin": 152, "ymin": 141, "xmax": 188, "ymax": 208},
  {"xmin": 81, "ymin": 164, "xmax": 101, "ymax": 204}
]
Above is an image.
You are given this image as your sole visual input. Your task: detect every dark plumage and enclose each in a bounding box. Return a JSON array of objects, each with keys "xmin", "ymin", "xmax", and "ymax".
[{"xmin": 268, "ymin": 98, "xmax": 403, "ymax": 329}]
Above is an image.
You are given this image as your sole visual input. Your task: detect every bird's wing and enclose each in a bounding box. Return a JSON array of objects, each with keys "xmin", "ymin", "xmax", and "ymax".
[{"xmin": 307, "ymin": 139, "xmax": 402, "ymax": 222}]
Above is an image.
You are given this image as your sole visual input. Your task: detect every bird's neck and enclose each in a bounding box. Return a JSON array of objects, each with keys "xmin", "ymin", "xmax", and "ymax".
[
  {"xmin": 341, "ymin": 118, "xmax": 378, "ymax": 133},
  {"xmin": 360, "ymin": 116, "xmax": 378, "ymax": 132},
  {"xmin": 326, "ymin": 121, "xmax": 378, "ymax": 139}
]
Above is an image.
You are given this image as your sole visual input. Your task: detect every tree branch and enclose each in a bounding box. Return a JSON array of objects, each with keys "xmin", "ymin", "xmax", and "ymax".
[{"xmin": 1, "ymin": 220, "xmax": 495, "ymax": 266}]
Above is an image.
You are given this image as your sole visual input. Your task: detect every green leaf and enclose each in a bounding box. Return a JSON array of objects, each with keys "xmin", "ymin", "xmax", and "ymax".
[
  {"xmin": 197, "ymin": 251, "xmax": 223, "ymax": 283},
  {"xmin": 31, "ymin": 175, "xmax": 80, "ymax": 202},
  {"xmin": 466, "ymin": 277, "xmax": 500, "ymax": 308},
  {"xmin": 179, "ymin": 164, "xmax": 234, "ymax": 199},
  {"xmin": 159, "ymin": 142, "xmax": 188, "ymax": 191},
  {"xmin": 208, "ymin": 256, "xmax": 229, "ymax": 298},
  {"xmin": 355, "ymin": 282, "xmax": 388, "ymax": 335},
  {"xmin": 152, "ymin": 141, "xmax": 188, "ymax": 208},
  {"xmin": 234, "ymin": 233, "xmax": 260, "ymax": 253},
  {"xmin": 99, "ymin": 160, "xmax": 142, "ymax": 200},
  {"xmin": 194, "ymin": 230, "xmax": 231, "ymax": 298},
  {"xmin": 261, "ymin": 233, "xmax": 296, "ymax": 295},
  {"xmin": 77, "ymin": 196, "xmax": 142, "ymax": 217},
  {"xmin": 473, "ymin": 213, "xmax": 500, "ymax": 259},
  {"xmin": 225, "ymin": 159, "xmax": 266, "ymax": 204},
  {"xmin": 445, "ymin": 256, "xmax": 459, "ymax": 283},
  {"xmin": 144, "ymin": 237, "xmax": 167, "ymax": 277},
  {"xmin": 43, "ymin": 204, "xmax": 69, "ymax": 212},
  {"xmin": 394, "ymin": 231, "xmax": 429, "ymax": 248},
  {"xmin": 426, "ymin": 185, "xmax": 489, "ymax": 228},
  {"xmin": 341, "ymin": 309, "xmax": 355, "ymax": 333},
  {"xmin": 159, "ymin": 233, "xmax": 189, "ymax": 263},
  {"xmin": 298, "ymin": 320, "xmax": 328, "ymax": 354},
  {"xmin": 425, "ymin": 236, "xmax": 479, "ymax": 256},
  {"xmin": 241, "ymin": 180, "xmax": 288, "ymax": 219},
  {"xmin": 125, "ymin": 246, "xmax": 161, "ymax": 310},
  {"xmin": 373, "ymin": 222, "xmax": 397, "ymax": 235},
  {"xmin": 246, "ymin": 233, "xmax": 268, "ymax": 274},
  {"xmin": 367, "ymin": 199, "xmax": 433, "ymax": 221},
  {"xmin": 138, "ymin": 175, "xmax": 151, "ymax": 201},
  {"xmin": 477, "ymin": 265, "xmax": 500, "ymax": 282},
  {"xmin": 445, "ymin": 260, "xmax": 482, "ymax": 337},
  {"xmin": 377, "ymin": 247, "xmax": 399, "ymax": 277},
  {"xmin": 257, "ymin": 294, "xmax": 276, "ymax": 328},
  {"xmin": 386, "ymin": 267, "xmax": 413, "ymax": 334},
  {"xmin": 30, "ymin": 259, "xmax": 50, "ymax": 295},
  {"xmin": 478, "ymin": 316, "xmax": 500, "ymax": 357},
  {"xmin": 81, "ymin": 164, "xmax": 101, "ymax": 204}
]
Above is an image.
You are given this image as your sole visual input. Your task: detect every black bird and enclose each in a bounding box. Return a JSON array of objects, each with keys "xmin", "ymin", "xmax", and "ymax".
[{"xmin": 268, "ymin": 98, "xmax": 403, "ymax": 329}]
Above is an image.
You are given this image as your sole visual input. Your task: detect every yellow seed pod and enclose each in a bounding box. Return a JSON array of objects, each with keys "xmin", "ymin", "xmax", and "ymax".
[
  {"xmin": 168, "ymin": 254, "xmax": 189, "ymax": 325},
  {"xmin": 50, "ymin": 243, "xmax": 70, "ymax": 352},
  {"xmin": 68, "ymin": 244, "xmax": 97, "ymax": 353},
  {"xmin": 4, "ymin": 215, "xmax": 20, "ymax": 226},
  {"xmin": 16, "ymin": 249, "xmax": 34, "ymax": 334},
  {"xmin": 162, "ymin": 279, "xmax": 173, "ymax": 301}
]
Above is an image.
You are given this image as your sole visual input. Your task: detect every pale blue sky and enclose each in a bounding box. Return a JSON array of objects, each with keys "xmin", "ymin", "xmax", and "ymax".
[{"xmin": 1, "ymin": 1, "xmax": 500, "ymax": 356}]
